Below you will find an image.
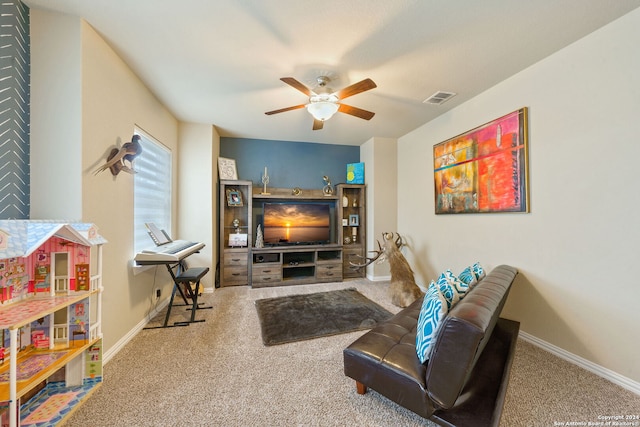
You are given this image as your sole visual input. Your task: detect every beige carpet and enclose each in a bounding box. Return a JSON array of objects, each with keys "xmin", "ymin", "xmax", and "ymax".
[{"xmin": 64, "ymin": 279, "xmax": 640, "ymax": 427}]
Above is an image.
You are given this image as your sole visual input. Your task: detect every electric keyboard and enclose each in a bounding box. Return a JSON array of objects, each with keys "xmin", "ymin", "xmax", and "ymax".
[{"xmin": 134, "ymin": 240, "xmax": 205, "ymax": 264}]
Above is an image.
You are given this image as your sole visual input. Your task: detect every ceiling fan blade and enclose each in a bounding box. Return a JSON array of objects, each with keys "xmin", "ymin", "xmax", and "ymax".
[
  {"xmin": 312, "ymin": 119, "xmax": 324, "ymax": 130},
  {"xmin": 265, "ymin": 104, "xmax": 307, "ymax": 115},
  {"xmin": 335, "ymin": 78, "xmax": 377, "ymax": 100},
  {"xmin": 338, "ymin": 104, "xmax": 375, "ymax": 120},
  {"xmin": 280, "ymin": 77, "xmax": 314, "ymax": 97}
]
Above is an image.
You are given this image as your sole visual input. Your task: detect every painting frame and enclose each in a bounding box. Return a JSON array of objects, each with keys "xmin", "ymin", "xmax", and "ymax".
[
  {"xmin": 218, "ymin": 157, "xmax": 238, "ymax": 180},
  {"xmin": 433, "ymin": 107, "xmax": 529, "ymax": 214},
  {"xmin": 349, "ymin": 214, "xmax": 359, "ymax": 226},
  {"xmin": 229, "ymin": 233, "xmax": 248, "ymax": 247}
]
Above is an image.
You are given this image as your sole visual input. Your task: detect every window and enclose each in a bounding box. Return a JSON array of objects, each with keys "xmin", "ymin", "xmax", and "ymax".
[{"xmin": 133, "ymin": 128, "xmax": 172, "ymax": 253}]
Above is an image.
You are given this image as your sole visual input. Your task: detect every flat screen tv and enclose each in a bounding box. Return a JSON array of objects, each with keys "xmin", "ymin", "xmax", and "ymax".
[{"xmin": 262, "ymin": 202, "xmax": 331, "ymax": 246}]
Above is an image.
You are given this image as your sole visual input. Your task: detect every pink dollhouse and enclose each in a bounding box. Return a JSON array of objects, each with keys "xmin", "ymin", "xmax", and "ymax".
[
  {"xmin": 0, "ymin": 221, "xmax": 106, "ymax": 303},
  {"xmin": 0, "ymin": 220, "xmax": 106, "ymax": 351},
  {"xmin": 0, "ymin": 220, "xmax": 106, "ymax": 427}
]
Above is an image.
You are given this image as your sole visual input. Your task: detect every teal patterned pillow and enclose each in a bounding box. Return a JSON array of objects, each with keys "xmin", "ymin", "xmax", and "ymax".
[
  {"xmin": 458, "ymin": 266, "xmax": 478, "ymax": 287},
  {"xmin": 416, "ymin": 282, "xmax": 448, "ymax": 363},
  {"xmin": 444, "ymin": 269, "xmax": 469, "ymax": 297},
  {"xmin": 435, "ymin": 271, "xmax": 460, "ymax": 309},
  {"xmin": 472, "ymin": 262, "xmax": 486, "ymax": 280}
]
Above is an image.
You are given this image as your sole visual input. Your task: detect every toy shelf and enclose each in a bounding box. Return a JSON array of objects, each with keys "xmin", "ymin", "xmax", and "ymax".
[
  {"xmin": 0, "ymin": 291, "xmax": 98, "ymax": 331},
  {"xmin": 18, "ymin": 377, "xmax": 102, "ymax": 426},
  {"xmin": 0, "ymin": 339, "xmax": 100, "ymax": 402}
]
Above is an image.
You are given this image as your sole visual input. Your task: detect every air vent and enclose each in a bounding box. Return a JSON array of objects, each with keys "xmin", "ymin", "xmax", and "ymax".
[{"xmin": 423, "ymin": 91, "xmax": 457, "ymax": 105}]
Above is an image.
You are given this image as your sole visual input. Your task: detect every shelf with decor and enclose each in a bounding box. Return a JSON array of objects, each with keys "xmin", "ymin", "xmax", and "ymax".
[
  {"xmin": 0, "ymin": 292, "xmax": 103, "ymax": 424},
  {"xmin": 218, "ymin": 181, "xmax": 365, "ymax": 287},
  {"xmin": 252, "ymin": 187, "xmax": 338, "ymax": 201},
  {"xmin": 336, "ymin": 184, "xmax": 366, "ymax": 279},
  {"xmin": 219, "ymin": 180, "xmax": 253, "ymax": 287}
]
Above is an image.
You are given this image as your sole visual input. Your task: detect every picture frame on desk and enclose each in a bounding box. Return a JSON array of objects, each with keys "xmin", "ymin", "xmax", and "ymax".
[
  {"xmin": 229, "ymin": 233, "xmax": 248, "ymax": 247},
  {"xmin": 347, "ymin": 162, "xmax": 365, "ymax": 184},
  {"xmin": 226, "ymin": 189, "xmax": 243, "ymax": 206}
]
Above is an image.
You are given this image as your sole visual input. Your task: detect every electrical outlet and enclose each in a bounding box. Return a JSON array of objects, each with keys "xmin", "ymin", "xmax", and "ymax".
[{"xmin": 155, "ymin": 289, "xmax": 161, "ymax": 299}]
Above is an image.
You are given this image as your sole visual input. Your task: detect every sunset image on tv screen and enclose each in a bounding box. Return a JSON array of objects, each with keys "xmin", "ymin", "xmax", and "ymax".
[{"xmin": 263, "ymin": 203, "xmax": 330, "ymax": 244}]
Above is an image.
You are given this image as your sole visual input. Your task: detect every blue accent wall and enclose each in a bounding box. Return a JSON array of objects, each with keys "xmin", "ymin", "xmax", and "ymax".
[
  {"xmin": 220, "ymin": 138, "xmax": 359, "ymax": 190},
  {"xmin": 0, "ymin": 1, "xmax": 30, "ymax": 219}
]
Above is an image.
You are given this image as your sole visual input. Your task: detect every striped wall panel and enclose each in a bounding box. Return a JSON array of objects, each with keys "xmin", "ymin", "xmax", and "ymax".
[{"xmin": 0, "ymin": 1, "xmax": 30, "ymax": 219}]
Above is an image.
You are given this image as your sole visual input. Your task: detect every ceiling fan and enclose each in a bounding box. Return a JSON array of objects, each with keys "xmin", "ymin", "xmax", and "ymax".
[{"xmin": 265, "ymin": 76, "xmax": 377, "ymax": 130}]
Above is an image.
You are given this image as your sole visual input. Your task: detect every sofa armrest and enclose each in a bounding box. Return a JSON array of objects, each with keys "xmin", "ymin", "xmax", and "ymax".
[{"xmin": 426, "ymin": 265, "xmax": 517, "ymax": 409}]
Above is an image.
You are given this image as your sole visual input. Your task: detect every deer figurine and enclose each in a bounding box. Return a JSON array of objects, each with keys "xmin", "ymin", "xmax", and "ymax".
[{"xmin": 351, "ymin": 232, "xmax": 423, "ymax": 308}]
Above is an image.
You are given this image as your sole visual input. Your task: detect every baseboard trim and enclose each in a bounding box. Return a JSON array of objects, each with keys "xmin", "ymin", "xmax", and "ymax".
[
  {"xmin": 103, "ymin": 298, "xmax": 169, "ymax": 364},
  {"xmin": 367, "ymin": 274, "xmax": 391, "ymax": 282},
  {"xmin": 519, "ymin": 331, "xmax": 640, "ymax": 396}
]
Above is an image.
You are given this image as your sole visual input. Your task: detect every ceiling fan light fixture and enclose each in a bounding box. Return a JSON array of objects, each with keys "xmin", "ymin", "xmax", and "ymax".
[
  {"xmin": 266, "ymin": 76, "xmax": 376, "ymax": 128},
  {"xmin": 306, "ymin": 94, "xmax": 339, "ymax": 121}
]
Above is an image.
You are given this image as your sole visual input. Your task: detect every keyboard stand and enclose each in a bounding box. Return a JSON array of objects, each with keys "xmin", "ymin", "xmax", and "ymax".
[{"xmin": 144, "ymin": 262, "xmax": 212, "ymax": 329}]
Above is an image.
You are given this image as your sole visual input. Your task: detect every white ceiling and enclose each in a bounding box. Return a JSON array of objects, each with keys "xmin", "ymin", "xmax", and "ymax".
[{"xmin": 24, "ymin": 0, "xmax": 640, "ymax": 146}]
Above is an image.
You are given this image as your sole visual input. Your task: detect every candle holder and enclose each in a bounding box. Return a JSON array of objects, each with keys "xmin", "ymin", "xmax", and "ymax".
[
  {"xmin": 322, "ymin": 175, "xmax": 334, "ymax": 195},
  {"xmin": 261, "ymin": 166, "xmax": 271, "ymax": 195}
]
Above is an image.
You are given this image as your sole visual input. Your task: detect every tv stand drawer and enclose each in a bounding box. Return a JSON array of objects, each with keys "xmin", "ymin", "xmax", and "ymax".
[
  {"xmin": 253, "ymin": 265, "xmax": 280, "ymax": 276},
  {"xmin": 252, "ymin": 273, "xmax": 283, "ymax": 286},
  {"xmin": 224, "ymin": 253, "xmax": 248, "ymax": 267},
  {"xmin": 316, "ymin": 264, "xmax": 342, "ymax": 281},
  {"xmin": 224, "ymin": 266, "xmax": 248, "ymax": 282}
]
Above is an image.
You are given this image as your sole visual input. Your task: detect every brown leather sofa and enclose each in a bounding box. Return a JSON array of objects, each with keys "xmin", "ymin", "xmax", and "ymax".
[{"xmin": 343, "ymin": 265, "xmax": 519, "ymax": 427}]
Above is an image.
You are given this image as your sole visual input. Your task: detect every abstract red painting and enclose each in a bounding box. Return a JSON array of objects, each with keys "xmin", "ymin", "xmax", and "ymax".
[{"xmin": 433, "ymin": 108, "xmax": 529, "ymax": 214}]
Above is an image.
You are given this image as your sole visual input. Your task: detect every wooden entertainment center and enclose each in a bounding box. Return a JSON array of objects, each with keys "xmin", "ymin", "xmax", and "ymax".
[
  {"xmin": 251, "ymin": 245, "xmax": 343, "ymax": 287},
  {"xmin": 218, "ymin": 180, "xmax": 366, "ymax": 287}
]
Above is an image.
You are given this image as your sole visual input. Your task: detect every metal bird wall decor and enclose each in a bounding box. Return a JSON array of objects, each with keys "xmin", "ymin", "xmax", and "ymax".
[{"xmin": 94, "ymin": 134, "xmax": 143, "ymax": 176}]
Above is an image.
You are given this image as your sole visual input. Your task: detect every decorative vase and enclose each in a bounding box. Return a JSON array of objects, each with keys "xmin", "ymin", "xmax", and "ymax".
[
  {"xmin": 255, "ymin": 224, "xmax": 264, "ymax": 248},
  {"xmin": 343, "ymin": 195, "xmax": 348, "ymax": 207}
]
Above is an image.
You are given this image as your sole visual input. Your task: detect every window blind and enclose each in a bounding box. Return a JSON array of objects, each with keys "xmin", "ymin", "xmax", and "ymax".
[{"xmin": 133, "ymin": 129, "xmax": 172, "ymax": 253}]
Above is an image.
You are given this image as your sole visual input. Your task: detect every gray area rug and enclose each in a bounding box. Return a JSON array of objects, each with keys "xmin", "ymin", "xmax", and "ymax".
[{"xmin": 255, "ymin": 287, "xmax": 393, "ymax": 346}]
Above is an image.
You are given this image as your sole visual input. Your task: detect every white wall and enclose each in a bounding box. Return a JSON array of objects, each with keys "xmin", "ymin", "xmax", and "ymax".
[
  {"xmin": 30, "ymin": 12, "xmax": 180, "ymax": 355},
  {"xmin": 30, "ymin": 11, "xmax": 82, "ymax": 219},
  {"xmin": 178, "ymin": 122, "xmax": 219, "ymax": 290},
  {"xmin": 398, "ymin": 9, "xmax": 640, "ymax": 383},
  {"xmin": 361, "ymin": 137, "xmax": 398, "ymax": 279}
]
